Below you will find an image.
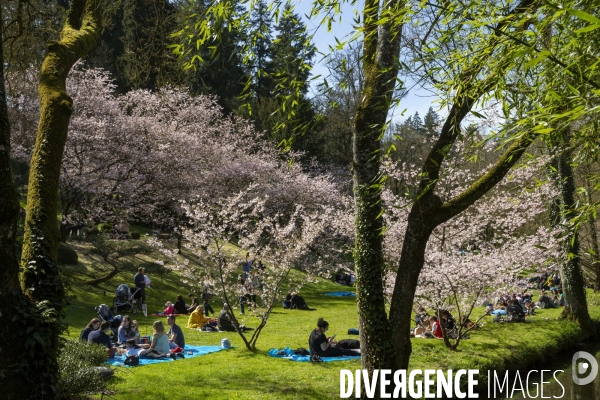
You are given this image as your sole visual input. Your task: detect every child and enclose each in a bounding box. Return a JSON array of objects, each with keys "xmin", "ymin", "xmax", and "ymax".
[
  {"xmin": 159, "ymin": 301, "xmax": 174, "ymax": 315},
  {"xmin": 128, "ymin": 320, "xmax": 141, "ymax": 344}
]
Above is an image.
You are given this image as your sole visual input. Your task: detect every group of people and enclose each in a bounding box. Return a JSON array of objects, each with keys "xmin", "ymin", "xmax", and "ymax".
[
  {"xmin": 412, "ymin": 309, "xmax": 465, "ymax": 339},
  {"xmin": 80, "ymin": 315, "xmax": 186, "ymax": 360},
  {"xmin": 334, "ymin": 271, "xmax": 355, "ymax": 286}
]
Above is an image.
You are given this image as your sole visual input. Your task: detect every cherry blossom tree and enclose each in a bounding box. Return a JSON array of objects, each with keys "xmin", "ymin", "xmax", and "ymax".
[
  {"xmin": 380, "ymin": 142, "xmax": 560, "ymax": 350},
  {"xmin": 152, "ymin": 185, "xmax": 352, "ymax": 350}
]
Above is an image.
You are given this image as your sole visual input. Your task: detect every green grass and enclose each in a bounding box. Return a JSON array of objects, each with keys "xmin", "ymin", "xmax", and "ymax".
[{"xmin": 61, "ymin": 239, "xmax": 600, "ymax": 399}]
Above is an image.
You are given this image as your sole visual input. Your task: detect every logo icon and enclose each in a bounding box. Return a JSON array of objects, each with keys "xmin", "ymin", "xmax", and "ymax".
[{"xmin": 572, "ymin": 351, "xmax": 598, "ymax": 385}]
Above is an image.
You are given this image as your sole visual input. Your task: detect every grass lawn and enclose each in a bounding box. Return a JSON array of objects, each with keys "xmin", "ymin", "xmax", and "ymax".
[{"xmin": 61, "ymin": 239, "xmax": 600, "ymax": 399}]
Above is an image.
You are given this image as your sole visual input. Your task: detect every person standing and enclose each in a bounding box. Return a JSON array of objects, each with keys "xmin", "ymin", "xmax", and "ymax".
[
  {"xmin": 134, "ymin": 267, "xmax": 147, "ymax": 307},
  {"xmin": 201, "ymin": 290, "xmax": 215, "ymax": 317},
  {"xmin": 166, "ymin": 315, "xmax": 185, "ymax": 350}
]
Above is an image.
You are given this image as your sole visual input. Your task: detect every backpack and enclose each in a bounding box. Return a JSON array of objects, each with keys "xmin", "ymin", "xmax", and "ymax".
[
  {"xmin": 347, "ymin": 328, "xmax": 359, "ymax": 335},
  {"xmin": 293, "ymin": 348, "xmax": 310, "ymax": 356},
  {"xmin": 221, "ymin": 338, "xmax": 231, "ymax": 349},
  {"xmin": 124, "ymin": 355, "xmax": 139, "ymax": 366}
]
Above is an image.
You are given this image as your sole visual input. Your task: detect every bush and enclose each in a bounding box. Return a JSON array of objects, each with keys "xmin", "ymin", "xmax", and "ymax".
[
  {"xmin": 58, "ymin": 243, "xmax": 79, "ymax": 265},
  {"xmin": 57, "ymin": 340, "xmax": 111, "ymax": 399},
  {"xmin": 85, "ymin": 226, "xmax": 100, "ymax": 236},
  {"xmin": 98, "ymin": 223, "xmax": 113, "ymax": 233},
  {"xmin": 130, "ymin": 232, "xmax": 141, "ymax": 239}
]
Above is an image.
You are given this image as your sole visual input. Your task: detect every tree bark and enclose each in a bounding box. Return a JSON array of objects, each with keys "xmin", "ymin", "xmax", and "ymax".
[
  {"xmin": 0, "ymin": 6, "xmax": 38, "ymax": 396},
  {"xmin": 584, "ymin": 179, "xmax": 600, "ymax": 292},
  {"xmin": 352, "ymin": 0, "xmax": 405, "ymax": 384},
  {"xmin": 17, "ymin": 1, "xmax": 101, "ymax": 397},
  {"xmin": 550, "ymin": 132, "xmax": 591, "ymax": 327}
]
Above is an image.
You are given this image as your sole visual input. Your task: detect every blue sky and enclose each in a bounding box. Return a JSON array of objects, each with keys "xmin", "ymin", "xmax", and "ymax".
[{"xmin": 293, "ymin": 1, "xmax": 439, "ymax": 123}]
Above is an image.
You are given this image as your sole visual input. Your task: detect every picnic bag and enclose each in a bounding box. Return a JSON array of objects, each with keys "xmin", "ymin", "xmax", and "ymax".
[{"xmin": 124, "ymin": 355, "xmax": 139, "ymax": 366}]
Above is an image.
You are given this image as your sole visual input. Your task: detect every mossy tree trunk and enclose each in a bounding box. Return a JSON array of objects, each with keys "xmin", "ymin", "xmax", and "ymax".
[
  {"xmin": 549, "ymin": 132, "xmax": 591, "ymax": 327},
  {"xmin": 0, "ymin": 6, "xmax": 37, "ymax": 396},
  {"xmin": 352, "ymin": 0, "xmax": 405, "ymax": 382},
  {"xmin": 17, "ymin": 1, "xmax": 101, "ymax": 398},
  {"xmin": 387, "ymin": 0, "xmax": 538, "ymax": 372}
]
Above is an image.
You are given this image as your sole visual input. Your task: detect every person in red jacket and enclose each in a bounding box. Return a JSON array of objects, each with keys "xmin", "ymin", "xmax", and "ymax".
[{"xmin": 430, "ymin": 316, "xmax": 443, "ymax": 338}]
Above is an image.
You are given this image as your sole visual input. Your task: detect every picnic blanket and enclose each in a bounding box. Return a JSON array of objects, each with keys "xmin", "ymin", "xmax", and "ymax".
[
  {"xmin": 151, "ymin": 313, "xmax": 185, "ymax": 317},
  {"xmin": 324, "ymin": 292, "xmax": 356, "ymax": 297},
  {"xmin": 107, "ymin": 345, "xmax": 224, "ymax": 367},
  {"xmin": 490, "ymin": 309, "xmax": 506, "ymax": 315},
  {"xmin": 268, "ymin": 347, "xmax": 360, "ymax": 362}
]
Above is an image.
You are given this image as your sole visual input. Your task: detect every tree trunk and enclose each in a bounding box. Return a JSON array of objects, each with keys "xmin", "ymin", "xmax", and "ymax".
[
  {"xmin": 584, "ymin": 180, "xmax": 600, "ymax": 292},
  {"xmin": 0, "ymin": 8, "xmax": 40, "ymax": 397},
  {"xmin": 17, "ymin": 1, "xmax": 101, "ymax": 398},
  {"xmin": 352, "ymin": 0, "xmax": 404, "ymax": 387},
  {"xmin": 552, "ymin": 133, "xmax": 591, "ymax": 327}
]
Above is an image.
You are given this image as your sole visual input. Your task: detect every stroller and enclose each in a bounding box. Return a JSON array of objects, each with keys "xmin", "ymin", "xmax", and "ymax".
[
  {"xmin": 95, "ymin": 303, "xmax": 122, "ymax": 342},
  {"xmin": 113, "ymin": 283, "xmax": 141, "ymax": 313}
]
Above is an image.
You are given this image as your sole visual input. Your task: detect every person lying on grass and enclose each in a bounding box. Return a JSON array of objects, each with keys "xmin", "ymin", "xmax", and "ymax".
[
  {"xmin": 88, "ymin": 321, "xmax": 117, "ymax": 358},
  {"xmin": 308, "ymin": 318, "xmax": 359, "ymax": 357},
  {"xmin": 125, "ymin": 339, "xmax": 183, "ymax": 360},
  {"xmin": 187, "ymin": 305, "xmax": 217, "ymax": 329}
]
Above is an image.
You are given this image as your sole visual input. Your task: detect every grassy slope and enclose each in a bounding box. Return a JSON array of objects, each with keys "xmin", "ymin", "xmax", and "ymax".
[{"xmin": 61, "ymin": 238, "xmax": 600, "ymax": 399}]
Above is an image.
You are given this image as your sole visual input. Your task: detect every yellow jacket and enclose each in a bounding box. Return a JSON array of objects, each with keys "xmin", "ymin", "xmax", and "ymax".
[{"xmin": 187, "ymin": 309, "xmax": 209, "ymax": 328}]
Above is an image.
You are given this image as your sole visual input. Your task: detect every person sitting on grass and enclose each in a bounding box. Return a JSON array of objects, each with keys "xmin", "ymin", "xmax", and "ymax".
[
  {"xmin": 440, "ymin": 311, "xmax": 455, "ymax": 331},
  {"xmin": 125, "ymin": 339, "xmax": 181, "ymax": 360},
  {"xmin": 88, "ymin": 321, "xmax": 117, "ymax": 358},
  {"xmin": 174, "ymin": 294, "xmax": 188, "ymax": 315},
  {"xmin": 289, "ymin": 293, "xmax": 316, "ymax": 311},
  {"xmin": 167, "ymin": 315, "xmax": 185, "ymax": 350},
  {"xmin": 117, "ymin": 315, "xmax": 131, "ymax": 344},
  {"xmin": 506, "ymin": 300, "xmax": 526, "ymax": 322},
  {"xmin": 187, "ymin": 305, "xmax": 213, "ymax": 328},
  {"xmin": 187, "ymin": 292, "xmax": 199, "ymax": 313},
  {"xmin": 128, "ymin": 320, "xmax": 141, "ymax": 344},
  {"xmin": 158, "ymin": 301, "xmax": 175, "ymax": 315},
  {"xmin": 430, "ymin": 316, "xmax": 443, "ymax": 339},
  {"xmin": 308, "ymin": 318, "xmax": 359, "ymax": 357},
  {"xmin": 217, "ymin": 304, "xmax": 253, "ymax": 332},
  {"xmin": 150, "ymin": 321, "xmax": 173, "ymax": 355},
  {"xmin": 79, "ymin": 318, "xmax": 100, "ymax": 342}
]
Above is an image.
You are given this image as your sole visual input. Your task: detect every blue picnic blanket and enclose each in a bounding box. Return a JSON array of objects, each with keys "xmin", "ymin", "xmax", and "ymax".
[
  {"xmin": 491, "ymin": 309, "xmax": 506, "ymax": 315},
  {"xmin": 324, "ymin": 292, "xmax": 356, "ymax": 297},
  {"xmin": 107, "ymin": 345, "xmax": 224, "ymax": 367},
  {"xmin": 268, "ymin": 347, "xmax": 360, "ymax": 362}
]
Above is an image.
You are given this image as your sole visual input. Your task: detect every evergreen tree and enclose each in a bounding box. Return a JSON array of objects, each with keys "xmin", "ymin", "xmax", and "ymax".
[
  {"xmin": 265, "ymin": 4, "xmax": 316, "ymax": 148},
  {"xmin": 423, "ymin": 106, "xmax": 440, "ymax": 136},
  {"xmin": 120, "ymin": 0, "xmax": 181, "ymax": 90},
  {"xmin": 248, "ymin": 0, "xmax": 275, "ymax": 101},
  {"xmin": 183, "ymin": 0, "xmax": 247, "ymax": 114}
]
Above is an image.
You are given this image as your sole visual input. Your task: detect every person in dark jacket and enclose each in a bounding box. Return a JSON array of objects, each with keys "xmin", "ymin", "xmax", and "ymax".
[
  {"xmin": 88, "ymin": 321, "xmax": 117, "ymax": 358},
  {"xmin": 79, "ymin": 318, "xmax": 101, "ymax": 342},
  {"xmin": 291, "ymin": 293, "xmax": 315, "ymax": 310},
  {"xmin": 308, "ymin": 318, "xmax": 358, "ymax": 357},
  {"xmin": 187, "ymin": 293, "xmax": 199, "ymax": 313},
  {"xmin": 217, "ymin": 304, "xmax": 253, "ymax": 332},
  {"xmin": 173, "ymin": 294, "xmax": 187, "ymax": 314}
]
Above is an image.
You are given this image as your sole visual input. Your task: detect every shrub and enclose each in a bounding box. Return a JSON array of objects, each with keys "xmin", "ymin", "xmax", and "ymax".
[
  {"xmin": 85, "ymin": 226, "xmax": 100, "ymax": 236},
  {"xmin": 98, "ymin": 223, "xmax": 113, "ymax": 233},
  {"xmin": 58, "ymin": 243, "xmax": 79, "ymax": 265},
  {"xmin": 130, "ymin": 232, "xmax": 140, "ymax": 239},
  {"xmin": 57, "ymin": 340, "xmax": 111, "ymax": 399}
]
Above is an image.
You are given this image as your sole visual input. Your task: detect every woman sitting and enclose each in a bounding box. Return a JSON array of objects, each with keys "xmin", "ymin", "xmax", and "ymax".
[
  {"xmin": 117, "ymin": 315, "xmax": 131, "ymax": 344},
  {"xmin": 187, "ymin": 305, "xmax": 216, "ymax": 328},
  {"xmin": 128, "ymin": 319, "xmax": 141, "ymax": 344},
  {"xmin": 174, "ymin": 294, "xmax": 188, "ymax": 314},
  {"xmin": 430, "ymin": 316, "xmax": 443, "ymax": 339},
  {"xmin": 308, "ymin": 318, "xmax": 359, "ymax": 357},
  {"xmin": 150, "ymin": 320, "xmax": 175, "ymax": 355},
  {"xmin": 79, "ymin": 318, "xmax": 101, "ymax": 342}
]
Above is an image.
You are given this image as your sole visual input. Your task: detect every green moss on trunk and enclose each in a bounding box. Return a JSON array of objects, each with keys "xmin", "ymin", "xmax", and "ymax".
[{"xmin": 17, "ymin": 1, "xmax": 101, "ymax": 398}]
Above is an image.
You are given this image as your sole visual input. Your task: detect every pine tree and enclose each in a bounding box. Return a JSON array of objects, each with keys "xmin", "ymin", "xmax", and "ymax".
[
  {"xmin": 120, "ymin": 0, "xmax": 180, "ymax": 90},
  {"xmin": 248, "ymin": 0, "xmax": 275, "ymax": 100},
  {"xmin": 423, "ymin": 106, "xmax": 440, "ymax": 136},
  {"xmin": 183, "ymin": 0, "xmax": 247, "ymax": 114}
]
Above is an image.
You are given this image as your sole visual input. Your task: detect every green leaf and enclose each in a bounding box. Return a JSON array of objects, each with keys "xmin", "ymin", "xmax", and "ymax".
[
  {"xmin": 568, "ymin": 9, "xmax": 600, "ymax": 24},
  {"xmin": 575, "ymin": 24, "xmax": 600, "ymax": 33}
]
